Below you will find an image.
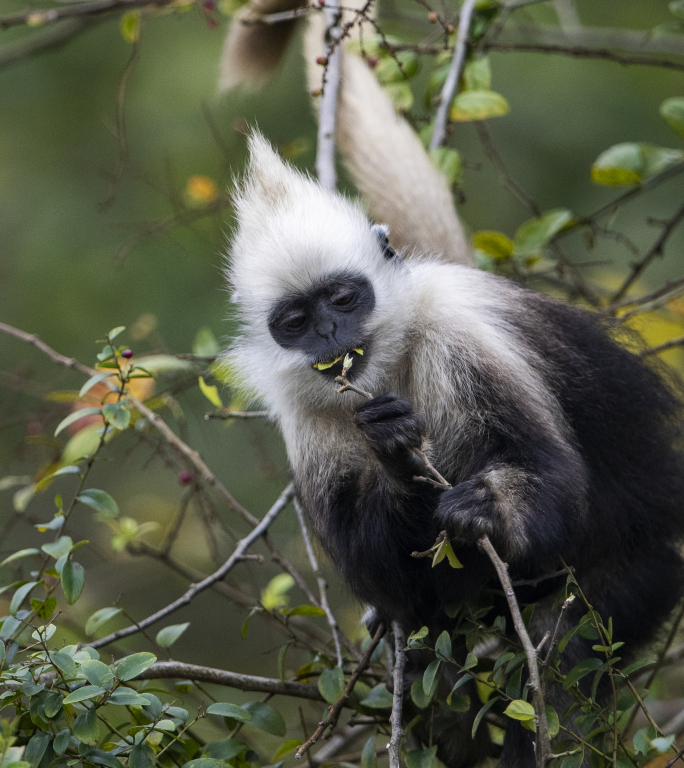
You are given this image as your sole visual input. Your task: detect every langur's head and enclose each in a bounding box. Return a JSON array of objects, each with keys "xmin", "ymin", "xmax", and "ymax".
[{"xmin": 226, "ymin": 133, "xmax": 411, "ymax": 411}]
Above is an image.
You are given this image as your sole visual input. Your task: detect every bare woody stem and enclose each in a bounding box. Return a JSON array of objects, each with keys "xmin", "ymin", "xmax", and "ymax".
[
  {"xmin": 295, "ymin": 623, "xmax": 386, "ymax": 759},
  {"xmin": 388, "ymin": 621, "xmax": 407, "ymax": 768},
  {"xmin": 477, "ymin": 535, "xmax": 551, "ymax": 767}
]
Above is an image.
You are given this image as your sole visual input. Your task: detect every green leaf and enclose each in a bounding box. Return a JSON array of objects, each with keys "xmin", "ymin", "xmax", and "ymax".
[
  {"xmin": 79, "ymin": 372, "xmax": 117, "ymax": 398},
  {"xmin": 25, "ymin": 732, "xmax": 51, "ymax": 768},
  {"xmin": 242, "ymin": 701, "xmax": 286, "ymax": 736},
  {"xmin": 405, "ymin": 745, "xmax": 438, "ymax": 768},
  {"xmin": 102, "ymin": 400, "xmax": 131, "ymax": 430},
  {"xmin": 193, "ymin": 327, "xmax": 220, "ymax": 357},
  {"xmin": 591, "ymin": 142, "xmax": 684, "ymax": 186},
  {"xmin": 129, "ymin": 745, "xmax": 155, "ymax": 768},
  {"xmin": 205, "ymin": 739, "xmax": 248, "ymax": 761},
  {"xmin": 35, "ymin": 465, "xmax": 81, "ymax": 492},
  {"xmin": 55, "ymin": 409, "xmax": 102, "ymax": 437},
  {"xmin": 182, "ymin": 761, "xmax": 228, "ymax": 768},
  {"xmin": 545, "ymin": 705, "xmax": 559, "ymax": 738},
  {"xmin": 261, "ymin": 573, "xmax": 295, "ymax": 611},
  {"xmin": 10, "ymin": 581, "xmax": 39, "ymax": 615},
  {"xmin": 0, "ymin": 549, "xmax": 40, "ymax": 568},
  {"xmin": 198, "ymin": 376, "xmax": 223, "ymax": 409},
  {"xmin": 62, "ymin": 685, "xmax": 106, "ymax": 705},
  {"xmin": 285, "ymin": 604, "xmax": 326, "ymax": 617},
  {"xmin": 435, "ymin": 630, "xmax": 452, "ymax": 660},
  {"xmin": 272, "ymin": 740, "xmax": 302, "ymax": 762},
  {"xmin": 108, "ymin": 326, "xmax": 126, "ymax": 340},
  {"xmin": 384, "ymin": 82, "xmax": 414, "ymax": 112},
  {"xmin": 661, "ymin": 97, "xmax": 684, "ymax": 138},
  {"xmin": 41, "ymin": 536, "xmax": 73, "ymax": 559},
  {"xmin": 78, "ymin": 659, "xmax": 114, "ymax": 687},
  {"xmin": 206, "ymin": 702, "xmax": 252, "ymax": 721},
  {"xmin": 410, "ymin": 678, "xmax": 434, "ymax": 709},
  {"xmin": 622, "ymin": 658, "xmax": 655, "ymax": 676},
  {"xmin": 85, "ymin": 606, "xmax": 122, "ymax": 636},
  {"xmin": 463, "ymin": 56, "xmax": 491, "ymax": 91},
  {"xmin": 359, "ymin": 683, "xmax": 393, "ymax": 709},
  {"xmin": 422, "ymin": 659, "xmax": 441, "ymax": 696},
  {"xmin": 72, "ymin": 706, "xmax": 99, "ymax": 745},
  {"xmin": 450, "ymin": 90, "xmax": 510, "ymax": 121},
  {"xmin": 115, "ymin": 652, "xmax": 157, "ymax": 681},
  {"xmin": 51, "ymin": 650, "xmax": 78, "ymax": 679},
  {"xmin": 473, "ymin": 231, "xmax": 514, "ymax": 260},
  {"xmin": 77, "ymin": 489, "xmax": 119, "ymax": 517},
  {"xmin": 107, "ymin": 688, "xmax": 152, "ymax": 706},
  {"xmin": 462, "ymin": 652, "xmax": 478, "ymax": 671},
  {"xmin": 53, "ymin": 730, "xmax": 70, "ymax": 755},
  {"xmin": 504, "ymin": 699, "xmax": 536, "ymax": 722},
  {"xmin": 374, "ymin": 51, "xmax": 419, "ymax": 84},
  {"xmin": 671, "ymin": 0, "xmax": 684, "ymax": 18},
  {"xmin": 156, "ymin": 622, "xmax": 190, "ymax": 648},
  {"xmin": 633, "ymin": 726, "xmax": 657, "ymax": 756},
  {"xmin": 360, "ymin": 736, "xmax": 377, "ymax": 768},
  {"xmin": 35, "ymin": 515, "xmax": 64, "ymax": 532},
  {"xmin": 563, "ymin": 657, "xmax": 603, "ymax": 690},
  {"xmin": 61, "ymin": 560, "xmax": 85, "ymax": 604},
  {"xmin": 120, "ymin": 9, "xmax": 141, "ymax": 43},
  {"xmin": 446, "ymin": 674, "xmax": 472, "ymax": 705},
  {"xmin": 513, "ymin": 208, "xmax": 574, "ymax": 257},
  {"xmin": 472, "ymin": 696, "xmax": 500, "ymax": 738},
  {"xmin": 31, "ymin": 596, "xmax": 56, "ymax": 620},
  {"xmin": 407, "ymin": 626, "xmax": 429, "ymax": 645},
  {"xmin": 318, "ymin": 666, "xmax": 345, "ymax": 704},
  {"xmin": 429, "ymin": 148, "xmax": 462, "ymax": 187}
]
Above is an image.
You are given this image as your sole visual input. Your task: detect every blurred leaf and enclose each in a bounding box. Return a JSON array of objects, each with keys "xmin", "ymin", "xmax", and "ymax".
[
  {"xmin": 72, "ymin": 706, "xmax": 99, "ymax": 745},
  {"xmin": 10, "ymin": 581, "xmax": 39, "ymax": 615},
  {"xmin": 205, "ymin": 739, "xmax": 249, "ymax": 761},
  {"xmin": 193, "ymin": 327, "xmax": 220, "ymax": 357},
  {"xmin": 243, "ymin": 701, "xmax": 286, "ymax": 736},
  {"xmin": 591, "ymin": 142, "xmax": 684, "ymax": 185},
  {"xmin": 79, "ymin": 372, "xmax": 116, "ymax": 398},
  {"xmin": 504, "ymin": 699, "xmax": 535, "ymax": 721},
  {"xmin": 63, "ymin": 685, "xmax": 106, "ymax": 705},
  {"xmin": 513, "ymin": 209, "xmax": 574, "ymax": 257},
  {"xmin": 24, "ymin": 732, "xmax": 51, "ymax": 768},
  {"xmin": 36, "ymin": 465, "xmax": 81, "ymax": 492},
  {"xmin": 472, "ymin": 696, "xmax": 500, "ymax": 737},
  {"xmin": 272, "ymin": 740, "xmax": 301, "ymax": 761},
  {"xmin": 55, "ymin": 409, "xmax": 101, "ymax": 437},
  {"xmin": 285, "ymin": 604, "xmax": 326, "ymax": 616},
  {"xmin": 0, "ymin": 549, "xmax": 40, "ymax": 568},
  {"xmin": 261, "ymin": 573, "xmax": 294, "ymax": 611},
  {"xmin": 652, "ymin": 735, "xmax": 676, "ymax": 753},
  {"xmin": 562, "ymin": 658, "xmax": 603, "ymax": 690},
  {"xmin": 361, "ymin": 736, "xmax": 377, "ymax": 768},
  {"xmin": 85, "ymin": 607, "xmax": 122, "ymax": 636},
  {"xmin": 13, "ymin": 483, "xmax": 36, "ymax": 513},
  {"xmin": 374, "ymin": 51, "xmax": 419, "ymax": 84},
  {"xmin": 41, "ymin": 536, "xmax": 72, "ymax": 559},
  {"xmin": 670, "ymin": 0, "xmax": 684, "ymax": 19},
  {"xmin": 120, "ymin": 9, "xmax": 141, "ymax": 43},
  {"xmin": 102, "ymin": 400, "xmax": 131, "ymax": 430},
  {"xmin": 185, "ymin": 177, "xmax": 218, "ymax": 208},
  {"xmin": 206, "ymin": 702, "xmax": 252, "ymax": 721},
  {"xmin": 61, "ymin": 561, "xmax": 85, "ymax": 604},
  {"xmin": 633, "ymin": 726, "xmax": 657, "ymax": 756},
  {"xmin": 463, "ymin": 56, "xmax": 491, "ymax": 91},
  {"xmin": 661, "ymin": 97, "xmax": 684, "ymax": 138},
  {"xmin": 0, "ymin": 476, "xmax": 32, "ymax": 492},
  {"xmin": 115, "ymin": 652, "xmax": 157, "ymax": 681},
  {"xmin": 35, "ymin": 515, "xmax": 64, "ymax": 532},
  {"xmin": 129, "ymin": 746, "xmax": 155, "ymax": 768},
  {"xmin": 198, "ymin": 376, "xmax": 223, "ymax": 409},
  {"xmin": 473, "ymin": 231, "xmax": 513, "ymax": 260},
  {"xmin": 429, "ymin": 148, "xmax": 462, "ymax": 186},
  {"xmin": 360, "ymin": 683, "xmax": 393, "ymax": 709},
  {"xmin": 384, "ymin": 82, "xmax": 413, "ymax": 112},
  {"xmin": 77, "ymin": 489, "xmax": 119, "ymax": 517},
  {"xmin": 318, "ymin": 666, "xmax": 345, "ymax": 704},
  {"xmin": 156, "ymin": 622, "xmax": 190, "ymax": 648},
  {"xmin": 450, "ymin": 90, "xmax": 509, "ymax": 121},
  {"xmin": 405, "ymin": 746, "xmax": 438, "ymax": 768},
  {"xmin": 31, "ymin": 596, "xmax": 56, "ymax": 620},
  {"xmin": 410, "ymin": 678, "xmax": 433, "ymax": 709}
]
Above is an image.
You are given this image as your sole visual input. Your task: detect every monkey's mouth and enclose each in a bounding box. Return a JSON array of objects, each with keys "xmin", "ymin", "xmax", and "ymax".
[{"xmin": 312, "ymin": 348, "xmax": 364, "ymax": 375}]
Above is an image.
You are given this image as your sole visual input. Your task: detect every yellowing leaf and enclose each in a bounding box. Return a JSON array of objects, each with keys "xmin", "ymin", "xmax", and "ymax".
[
  {"xmin": 120, "ymin": 10, "xmax": 141, "ymax": 43},
  {"xmin": 591, "ymin": 142, "xmax": 684, "ymax": 186},
  {"xmin": 185, "ymin": 176, "xmax": 219, "ymax": 207},
  {"xmin": 473, "ymin": 231, "xmax": 513, "ymax": 260},
  {"xmin": 198, "ymin": 376, "xmax": 223, "ymax": 409},
  {"xmin": 503, "ymin": 699, "xmax": 536, "ymax": 721},
  {"xmin": 450, "ymin": 90, "xmax": 510, "ymax": 122}
]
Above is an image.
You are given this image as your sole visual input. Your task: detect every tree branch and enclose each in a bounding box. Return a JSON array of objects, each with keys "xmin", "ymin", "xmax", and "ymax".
[
  {"xmin": 0, "ymin": 0, "xmax": 173, "ymax": 29},
  {"xmin": 388, "ymin": 621, "xmax": 406, "ymax": 768}
]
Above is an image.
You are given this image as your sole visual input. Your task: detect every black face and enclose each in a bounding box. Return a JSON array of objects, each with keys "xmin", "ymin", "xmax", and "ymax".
[{"xmin": 268, "ymin": 273, "xmax": 375, "ymax": 377}]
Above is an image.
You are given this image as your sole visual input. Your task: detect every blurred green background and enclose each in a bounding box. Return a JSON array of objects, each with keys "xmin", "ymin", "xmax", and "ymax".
[{"xmin": 2, "ymin": 0, "xmax": 684, "ymax": 741}]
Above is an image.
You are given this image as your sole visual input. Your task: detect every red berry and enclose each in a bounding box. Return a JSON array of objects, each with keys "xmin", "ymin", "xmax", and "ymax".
[
  {"xmin": 203, "ymin": 0, "xmax": 215, "ymax": 9},
  {"xmin": 122, "ymin": 349, "xmax": 133, "ymax": 359},
  {"xmin": 178, "ymin": 471, "xmax": 193, "ymax": 485},
  {"xmin": 316, "ymin": 56, "xmax": 328, "ymax": 66}
]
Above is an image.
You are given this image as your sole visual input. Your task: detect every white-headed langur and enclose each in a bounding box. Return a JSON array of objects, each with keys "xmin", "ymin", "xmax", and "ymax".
[{"xmin": 224, "ymin": 134, "xmax": 684, "ymax": 767}]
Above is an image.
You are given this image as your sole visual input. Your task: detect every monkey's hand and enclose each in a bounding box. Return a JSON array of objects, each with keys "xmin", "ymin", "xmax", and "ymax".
[
  {"xmin": 354, "ymin": 393, "xmax": 427, "ymax": 478},
  {"xmin": 435, "ymin": 477, "xmax": 500, "ymax": 548}
]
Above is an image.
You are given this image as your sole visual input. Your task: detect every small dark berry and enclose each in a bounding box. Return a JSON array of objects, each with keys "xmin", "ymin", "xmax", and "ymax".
[
  {"xmin": 366, "ymin": 55, "xmax": 379, "ymax": 68},
  {"xmin": 122, "ymin": 349, "xmax": 133, "ymax": 359},
  {"xmin": 316, "ymin": 56, "xmax": 328, "ymax": 66},
  {"xmin": 178, "ymin": 471, "xmax": 193, "ymax": 485}
]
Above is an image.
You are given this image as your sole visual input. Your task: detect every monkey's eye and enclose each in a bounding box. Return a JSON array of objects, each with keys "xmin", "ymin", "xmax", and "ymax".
[
  {"xmin": 330, "ymin": 290, "xmax": 355, "ymax": 307},
  {"xmin": 283, "ymin": 313, "xmax": 306, "ymax": 330}
]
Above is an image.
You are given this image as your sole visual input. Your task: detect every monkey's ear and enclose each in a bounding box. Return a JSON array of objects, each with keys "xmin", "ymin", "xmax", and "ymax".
[{"xmin": 371, "ymin": 224, "xmax": 396, "ymax": 261}]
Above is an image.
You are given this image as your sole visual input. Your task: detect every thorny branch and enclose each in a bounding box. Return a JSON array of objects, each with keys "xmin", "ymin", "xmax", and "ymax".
[{"xmin": 295, "ymin": 623, "xmax": 386, "ymax": 759}]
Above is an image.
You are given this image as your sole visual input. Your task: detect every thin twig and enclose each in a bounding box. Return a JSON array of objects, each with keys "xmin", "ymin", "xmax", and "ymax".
[
  {"xmin": 294, "ymin": 498, "xmax": 345, "ymax": 666},
  {"xmin": 88, "ymin": 484, "xmax": 295, "ymax": 649},
  {"xmin": 641, "ymin": 335, "xmax": 684, "ymax": 358},
  {"xmin": 607, "ymin": 276, "xmax": 684, "ymax": 314},
  {"xmin": 388, "ymin": 621, "xmax": 406, "ymax": 768},
  {"xmin": 295, "ymin": 623, "xmax": 386, "ymax": 758},
  {"xmin": 205, "ymin": 409, "xmax": 269, "ymax": 419},
  {"xmin": 429, "ymin": 0, "xmax": 478, "ymax": 150},
  {"xmin": 0, "ymin": 0, "xmax": 174, "ymax": 29},
  {"xmin": 316, "ymin": 0, "xmax": 342, "ymax": 190},
  {"xmin": 478, "ymin": 535, "xmax": 550, "ymax": 766}
]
